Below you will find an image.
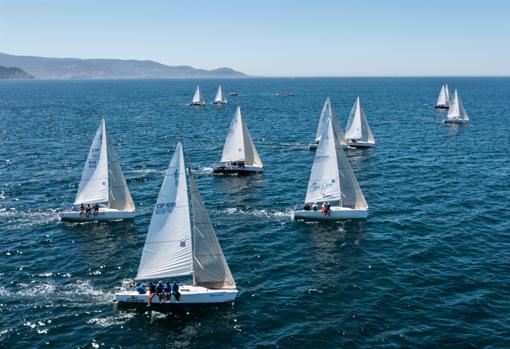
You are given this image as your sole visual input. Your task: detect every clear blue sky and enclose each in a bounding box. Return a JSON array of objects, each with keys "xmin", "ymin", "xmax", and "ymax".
[{"xmin": 1, "ymin": 0, "xmax": 509, "ymax": 76}]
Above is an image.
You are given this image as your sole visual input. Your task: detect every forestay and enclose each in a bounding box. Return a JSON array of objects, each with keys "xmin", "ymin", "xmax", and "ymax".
[
  {"xmin": 345, "ymin": 97, "xmax": 375, "ymax": 144},
  {"xmin": 189, "ymin": 169, "xmax": 236, "ymax": 289},
  {"xmin": 107, "ymin": 137, "xmax": 135, "ymax": 211},
  {"xmin": 136, "ymin": 141, "xmax": 193, "ymax": 280},
  {"xmin": 74, "ymin": 119, "xmax": 109, "ymax": 205}
]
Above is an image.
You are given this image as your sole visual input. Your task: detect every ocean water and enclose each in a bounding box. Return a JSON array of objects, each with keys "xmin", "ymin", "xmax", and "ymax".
[{"xmin": 0, "ymin": 78, "xmax": 509, "ymax": 348}]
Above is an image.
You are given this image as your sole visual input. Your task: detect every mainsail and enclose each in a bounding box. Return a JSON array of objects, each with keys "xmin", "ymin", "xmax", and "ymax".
[
  {"xmin": 189, "ymin": 169, "xmax": 236, "ymax": 289},
  {"xmin": 220, "ymin": 107, "xmax": 263, "ymax": 167},
  {"xmin": 192, "ymin": 86, "xmax": 204, "ymax": 105},
  {"xmin": 107, "ymin": 137, "xmax": 135, "ymax": 211},
  {"xmin": 436, "ymin": 85, "xmax": 450, "ymax": 107},
  {"xmin": 305, "ymin": 118, "xmax": 368, "ymax": 209},
  {"xmin": 446, "ymin": 90, "xmax": 469, "ymax": 122},
  {"xmin": 136, "ymin": 141, "xmax": 193, "ymax": 280},
  {"xmin": 214, "ymin": 85, "xmax": 227, "ymax": 104},
  {"xmin": 74, "ymin": 119, "xmax": 109, "ymax": 205},
  {"xmin": 344, "ymin": 97, "xmax": 375, "ymax": 144},
  {"xmin": 314, "ymin": 97, "xmax": 347, "ymax": 147}
]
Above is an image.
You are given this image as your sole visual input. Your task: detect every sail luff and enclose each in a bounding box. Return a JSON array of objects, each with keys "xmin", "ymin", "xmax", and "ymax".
[
  {"xmin": 73, "ymin": 119, "xmax": 109, "ymax": 205},
  {"xmin": 136, "ymin": 141, "xmax": 193, "ymax": 280},
  {"xmin": 314, "ymin": 97, "xmax": 331, "ymax": 142},
  {"xmin": 220, "ymin": 106, "xmax": 246, "ymax": 163}
]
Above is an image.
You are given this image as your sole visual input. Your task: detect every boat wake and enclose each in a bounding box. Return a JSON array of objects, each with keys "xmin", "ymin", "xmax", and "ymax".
[
  {"xmin": 219, "ymin": 207, "xmax": 292, "ymax": 219},
  {"xmin": 0, "ymin": 207, "xmax": 60, "ymax": 228}
]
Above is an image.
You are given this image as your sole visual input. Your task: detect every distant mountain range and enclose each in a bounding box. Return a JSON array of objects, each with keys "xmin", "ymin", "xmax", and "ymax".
[
  {"xmin": 0, "ymin": 52, "xmax": 247, "ymax": 79},
  {"xmin": 0, "ymin": 65, "xmax": 34, "ymax": 79}
]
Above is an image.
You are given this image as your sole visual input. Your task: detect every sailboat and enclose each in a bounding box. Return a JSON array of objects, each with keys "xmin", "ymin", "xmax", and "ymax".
[
  {"xmin": 60, "ymin": 119, "xmax": 136, "ymax": 221},
  {"xmin": 308, "ymin": 97, "xmax": 347, "ymax": 150},
  {"xmin": 443, "ymin": 90, "xmax": 469, "ymax": 124},
  {"xmin": 114, "ymin": 141, "xmax": 238, "ymax": 305},
  {"xmin": 435, "ymin": 84, "xmax": 450, "ymax": 109},
  {"xmin": 213, "ymin": 106, "xmax": 263, "ymax": 174},
  {"xmin": 213, "ymin": 85, "xmax": 227, "ymax": 105},
  {"xmin": 190, "ymin": 85, "xmax": 205, "ymax": 106},
  {"xmin": 344, "ymin": 97, "xmax": 376, "ymax": 148},
  {"xmin": 294, "ymin": 117, "xmax": 368, "ymax": 221}
]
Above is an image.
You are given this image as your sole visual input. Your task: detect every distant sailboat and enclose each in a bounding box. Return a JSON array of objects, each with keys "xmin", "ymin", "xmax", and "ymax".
[
  {"xmin": 344, "ymin": 97, "xmax": 376, "ymax": 148},
  {"xmin": 443, "ymin": 90, "xmax": 469, "ymax": 124},
  {"xmin": 190, "ymin": 85, "xmax": 205, "ymax": 106},
  {"xmin": 294, "ymin": 117, "xmax": 368, "ymax": 221},
  {"xmin": 213, "ymin": 106, "xmax": 263, "ymax": 174},
  {"xmin": 309, "ymin": 97, "xmax": 347, "ymax": 150},
  {"xmin": 213, "ymin": 85, "xmax": 227, "ymax": 104},
  {"xmin": 114, "ymin": 141, "xmax": 238, "ymax": 306},
  {"xmin": 435, "ymin": 84, "xmax": 450, "ymax": 109},
  {"xmin": 60, "ymin": 119, "xmax": 136, "ymax": 221}
]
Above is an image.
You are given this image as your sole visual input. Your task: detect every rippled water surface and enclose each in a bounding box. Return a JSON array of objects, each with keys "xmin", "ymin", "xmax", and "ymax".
[{"xmin": 0, "ymin": 78, "xmax": 509, "ymax": 348}]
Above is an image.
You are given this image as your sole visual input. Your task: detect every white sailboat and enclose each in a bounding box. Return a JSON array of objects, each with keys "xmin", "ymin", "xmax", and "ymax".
[
  {"xmin": 308, "ymin": 97, "xmax": 347, "ymax": 150},
  {"xmin": 294, "ymin": 117, "xmax": 368, "ymax": 221},
  {"xmin": 213, "ymin": 106, "xmax": 263, "ymax": 174},
  {"xmin": 213, "ymin": 85, "xmax": 227, "ymax": 105},
  {"xmin": 443, "ymin": 90, "xmax": 469, "ymax": 124},
  {"xmin": 114, "ymin": 141, "xmax": 238, "ymax": 306},
  {"xmin": 435, "ymin": 84, "xmax": 450, "ymax": 109},
  {"xmin": 344, "ymin": 97, "xmax": 376, "ymax": 148},
  {"xmin": 60, "ymin": 119, "xmax": 136, "ymax": 221},
  {"xmin": 190, "ymin": 85, "xmax": 205, "ymax": 106}
]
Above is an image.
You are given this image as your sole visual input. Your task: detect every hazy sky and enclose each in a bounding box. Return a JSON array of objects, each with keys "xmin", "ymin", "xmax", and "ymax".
[{"xmin": 1, "ymin": 0, "xmax": 509, "ymax": 76}]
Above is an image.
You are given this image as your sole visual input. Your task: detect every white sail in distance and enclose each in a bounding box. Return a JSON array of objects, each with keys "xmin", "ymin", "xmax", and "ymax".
[
  {"xmin": 192, "ymin": 85, "xmax": 204, "ymax": 105},
  {"xmin": 446, "ymin": 90, "xmax": 469, "ymax": 122},
  {"xmin": 189, "ymin": 169, "xmax": 236, "ymax": 289},
  {"xmin": 314, "ymin": 97, "xmax": 347, "ymax": 147},
  {"xmin": 344, "ymin": 97, "xmax": 375, "ymax": 144},
  {"xmin": 74, "ymin": 119, "xmax": 109, "ymax": 205},
  {"xmin": 220, "ymin": 107, "xmax": 263, "ymax": 167},
  {"xmin": 214, "ymin": 85, "xmax": 227, "ymax": 104},
  {"xmin": 436, "ymin": 85, "xmax": 450, "ymax": 107},
  {"xmin": 136, "ymin": 141, "xmax": 193, "ymax": 280}
]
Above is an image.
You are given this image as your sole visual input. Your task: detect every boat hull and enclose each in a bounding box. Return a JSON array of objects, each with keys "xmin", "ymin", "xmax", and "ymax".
[
  {"xmin": 293, "ymin": 206, "xmax": 368, "ymax": 220},
  {"xmin": 190, "ymin": 102, "xmax": 205, "ymax": 106},
  {"xmin": 309, "ymin": 142, "xmax": 348, "ymax": 151},
  {"xmin": 346, "ymin": 141, "xmax": 375, "ymax": 148},
  {"xmin": 435, "ymin": 105, "xmax": 449, "ymax": 109},
  {"xmin": 114, "ymin": 285, "xmax": 238, "ymax": 306},
  {"xmin": 213, "ymin": 165, "xmax": 263, "ymax": 175},
  {"xmin": 60, "ymin": 208, "xmax": 136, "ymax": 221},
  {"xmin": 443, "ymin": 118, "xmax": 468, "ymax": 124},
  {"xmin": 213, "ymin": 101, "xmax": 227, "ymax": 105}
]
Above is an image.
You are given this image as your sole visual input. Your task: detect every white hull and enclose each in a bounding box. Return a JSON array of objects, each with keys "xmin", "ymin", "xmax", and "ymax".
[
  {"xmin": 114, "ymin": 285, "xmax": 238, "ymax": 306},
  {"xmin": 346, "ymin": 141, "xmax": 375, "ymax": 148},
  {"xmin": 293, "ymin": 206, "xmax": 368, "ymax": 220},
  {"xmin": 443, "ymin": 118, "xmax": 468, "ymax": 124},
  {"xmin": 60, "ymin": 208, "xmax": 136, "ymax": 221},
  {"xmin": 213, "ymin": 164, "xmax": 263, "ymax": 175}
]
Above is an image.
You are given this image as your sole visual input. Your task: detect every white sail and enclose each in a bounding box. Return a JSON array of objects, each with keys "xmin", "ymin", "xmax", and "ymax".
[
  {"xmin": 444, "ymin": 84, "xmax": 450, "ymax": 104},
  {"xmin": 74, "ymin": 119, "xmax": 109, "ymax": 205},
  {"xmin": 220, "ymin": 106, "xmax": 263, "ymax": 167},
  {"xmin": 446, "ymin": 90, "xmax": 469, "ymax": 122},
  {"xmin": 136, "ymin": 141, "xmax": 193, "ymax": 280},
  {"xmin": 436, "ymin": 85, "xmax": 449, "ymax": 107},
  {"xmin": 344, "ymin": 97, "xmax": 375, "ymax": 144},
  {"xmin": 314, "ymin": 97, "xmax": 347, "ymax": 147},
  {"xmin": 305, "ymin": 117, "xmax": 368, "ymax": 208},
  {"xmin": 189, "ymin": 169, "xmax": 236, "ymax": 289},
  {"xmin": 214, "ymin": 85, "xmax": 227, "ymax": 104},
  {"xmin": 107, "ymin": 137, "xmax": 135, "ymax": 211},
  {"xmin": 192, "ymin": 85, "xmax": 204, "ymax": 105},
  {"xmin": 305, "ymin": 118, "xmax": 341, "ymax": 204}
]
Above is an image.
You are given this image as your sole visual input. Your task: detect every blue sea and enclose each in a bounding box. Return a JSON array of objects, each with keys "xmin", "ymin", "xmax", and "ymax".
[{"xmin": 0, "ymin": 78, "xmax": 509, "ymax": 348}]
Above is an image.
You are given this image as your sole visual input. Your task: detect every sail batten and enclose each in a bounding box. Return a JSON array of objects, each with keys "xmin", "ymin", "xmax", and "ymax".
[{"xmin": 74, "ymin": 119, "xmax": 109, "ymax": 205}]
